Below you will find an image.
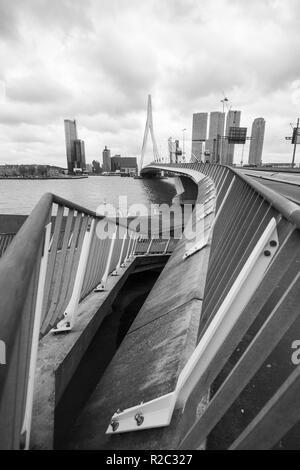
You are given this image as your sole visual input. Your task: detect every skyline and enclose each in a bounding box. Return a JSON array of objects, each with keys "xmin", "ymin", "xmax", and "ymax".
[{"xmin": 0, "ymin": 0, "xmax": 300, "ymax": 167}]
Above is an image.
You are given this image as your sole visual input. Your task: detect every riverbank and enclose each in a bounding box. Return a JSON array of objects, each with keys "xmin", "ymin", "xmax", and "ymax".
[{"xmin": 0, "ymin": 175, "xmax": 88, "ymax": 180}]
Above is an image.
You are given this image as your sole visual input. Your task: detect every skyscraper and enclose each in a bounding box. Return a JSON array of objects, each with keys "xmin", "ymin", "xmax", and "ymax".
[
  {"xmin": 248, "ymin": 118, "xmax": 266, "ymax": 166},
  {"xmin": 102, "ymin": 146, "xmax": 111, "ymax": 172},
  {"xmin": 64, "ymin": 119, "xmax": 78, "ymax": 173},
  {"xmin": 191, "ymin": 113, "xmax": 208, "ymax": 162},
  {"xmin": 206, "ymin": 112, "xmax": 225, "ymax": 163},
  {"xmin": 221, "ymin": 110, "xmax": 241, "ymax": 165},
  {"xmin": 64, "ymin": 120, "xmax": 86, "ymax": 172},
  {"xmin": 74, "ymin": 139, "xmax": 86, "ymax": 171},
  {"xmin": 168, "ymin": 137, "xmax": 182, "ymax": 163}
]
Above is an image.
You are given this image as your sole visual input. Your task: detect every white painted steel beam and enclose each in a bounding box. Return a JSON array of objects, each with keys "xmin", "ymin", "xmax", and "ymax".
[
  {"xmin": 21, "ymin": 222, "xmax": 52, "ymax": 449},
  {"xmin": 52, "ymin": 219, "xmax": 96, "ymax": 332}
]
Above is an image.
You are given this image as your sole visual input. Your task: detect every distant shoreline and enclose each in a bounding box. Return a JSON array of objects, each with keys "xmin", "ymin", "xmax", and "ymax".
[{"xmin": 0, "ymin": 175, "xmax": 89, "ymax": 180}]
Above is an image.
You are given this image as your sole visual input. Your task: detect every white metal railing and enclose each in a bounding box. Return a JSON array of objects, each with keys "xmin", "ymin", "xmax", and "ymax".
[
  {"xmin": 106, "ymin": 216, "xmax": 279, "ymax": 435},
  {"xmin": 0, "ymin": 193, "xmax": 173, "ymax": 450}
]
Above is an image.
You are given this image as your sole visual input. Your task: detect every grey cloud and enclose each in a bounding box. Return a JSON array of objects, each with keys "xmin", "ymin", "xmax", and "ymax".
[
  {"xmin": 1, "ymin": 123, "xmax": 56, "ymax": 144},
  {"xmin": 151, "ymin": 0, "xmax": 204, "ymax": 22},
  {"xmin": 5, "ymin": 74, "xmax": 73, "ymax": 104},
  {"xmin": 0, "ymin": 0, "xmax": 299, "ymax": 165},
  {"xmin": 77, "ymin": 32, "xmax": 158, "ymax": 102},
  {"xmin": 0, "ymin": 1, "xmax": 19, "ymax": 40},
  {"xmin": 80, "ymin": 113, "xmax": 141, "ymax": 134},
  {"xmin": 0, "ymin": 0, "xmax": 93, "ymax": 48},
  {"xmin": 25, "ymin": 0, "xmax": 93, "ymax": 33},
  {"xmin": 0, "ymin": 99, "xmax": 68, "ymax": 126}
]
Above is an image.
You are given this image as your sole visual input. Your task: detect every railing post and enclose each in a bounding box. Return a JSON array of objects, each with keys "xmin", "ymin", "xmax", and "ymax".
[
  {"xmin": 94, "ymin": 225, "xmax": 118, "ymax": 292},
  {"xmin": 129, "ymin": 233, "xmax": 138, "ymax": 260},
  {"xmin": 146, "ymin": 238, "xmax": 154, "ymax": 255},
  {"xmin": 20, "ymin": 221, "xmax": 52, "ymax": 450},
  {"xmin": 163, "ymin": 238, "xmax": 171, "ymax": 255},
  {"xmin": 112, "ymin": 229, "xmax": 128, "ymax": 276},
  {"xmin": 105, "ymin": 218, "xmax": 280, "ymax": 435},
  {"xmin": 51, "ymin": 219, "xmax": 96, "ymax": 333},
  {"xmin": 122, "ymin": 232, "xmax": 134, "ymax": 266}
]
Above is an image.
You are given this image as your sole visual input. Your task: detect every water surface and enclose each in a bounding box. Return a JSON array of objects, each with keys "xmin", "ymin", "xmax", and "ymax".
[{"xmin": 0, "ymin": 176, "xmax": 177, "ymax": 214}]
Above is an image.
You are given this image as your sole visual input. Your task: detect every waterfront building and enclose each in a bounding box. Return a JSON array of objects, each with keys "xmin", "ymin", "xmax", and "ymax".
[
  {"xmin": 64, "ymin": 120, "xmax": 86, "ymax": 173},
  {"xmin": 74, "ymin": 139, "xmax": 86, "ymax": 171},
  {"xmin": 73, "ymin": 139, "xmax": 86, "ymax": 171},
  {"xmin": 64, "ymin": 119, "xmax": 78, "ymax": 173},
  {"xmin": 205, "ymin": 112, "xmax": 225, "ymax": 163},
  {"xmin": 248, "ymin": 118, "xmax": 266, "ymax": 166},
  {"xmin": 85, "ymin": 164, "xmax": 93, "ymax": 174},
  {"xmin": 221, "ymin": 110, "xmax": 241, "ymax": 165},
  {"xmin": 46, "ymin": 166, "xmax": 64, "ymax": 178},
  {"xmin": 0, "ymin": 165, "xmax": 20, "ymax": 177},
  {"xmin": 111, "ymin": 156, "xmax": 138, "ymax": 174},
  {"xmin": 102, "ymin": 146, "xmax": 111, "ymax": 172},
  {"xmin": 191, "ymin": 113, "xmax": 208, "ymax": 162},
  {"xmin": 0, "ymin": 164, "xmax": 66, "ymax": 178}
]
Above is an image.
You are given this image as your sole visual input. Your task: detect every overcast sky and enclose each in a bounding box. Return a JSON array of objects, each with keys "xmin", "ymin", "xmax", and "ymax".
[{"xmin": 0, "ymin": 0, "xmax": 300, "ymax": 167}]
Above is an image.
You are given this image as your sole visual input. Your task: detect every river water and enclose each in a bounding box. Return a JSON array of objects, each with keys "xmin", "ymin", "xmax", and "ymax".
[{"xmin": 0, "ymin": 176, "xmax": 177, "ymax": 215}]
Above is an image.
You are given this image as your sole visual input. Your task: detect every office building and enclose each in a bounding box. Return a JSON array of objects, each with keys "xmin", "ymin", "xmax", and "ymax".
[
  {"xmin": 191, "ymin": 113, "xmax": 208, "ymax": 162},
  {"xmin": 64, "ymin": 120, "xmax": 78, "ymax": 173},
  {"xmin": 102, "ymin": 146, "xmax": 111, "ymax": 172},
  {"xmin": 221, "ymin": 110, "xmax": 241, "ymax": 165},
  {"xmin": 111, "ymin": 156, "xmax": 138, "ymax": 174},
  {"xmin": 205, "ymin": 112, "xmax": 225, "ymax": 163},
  {"xmin": 248, "ymin": 118, "xmax": 266, "ymax": 166},
  {"xmin": 168, "ymin": 137, "xmax": 182, "ymax": 164},
  {"xmin": 64, "ymin": 119, "xmax": 86, "ymax": 173},
  {"xmin": 85, "ymin": 164, "xmax": 93, "ymax": 174},
  {"xmin": 73, "ymin": 139, "xmax": 86, "ymax": 171}
]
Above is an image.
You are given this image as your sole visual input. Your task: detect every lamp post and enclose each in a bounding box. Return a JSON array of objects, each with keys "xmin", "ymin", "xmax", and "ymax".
[
  {"xmin": 285, "ymin": 118, "xmax": 300, "ymax": 167},
  {"xmin": 221, "ymin": 97, "xmax": 229, "ymax": 114},
  {"xmin": 292, "ymin": 118, "xmax": 300, "ymax": 168}
]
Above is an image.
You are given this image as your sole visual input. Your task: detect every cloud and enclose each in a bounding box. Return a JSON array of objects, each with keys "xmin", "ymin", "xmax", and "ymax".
[
  {"xmin": 0, "ymin": 0, "xmax": 300, "ymax": 167},
  {"xmin": 0, "ymin": 1, "xmax": 19, "ymax": 40},
  {"xmin": 6, "ymin": 74, "xmax": 73, "ymax": 104}
]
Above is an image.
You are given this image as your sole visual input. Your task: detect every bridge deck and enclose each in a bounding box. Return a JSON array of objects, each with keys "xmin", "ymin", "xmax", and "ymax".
[
  {"xmin": 67, "ymin": 233, "xmax": 211, "ymax": 449},
  {"xmin": 66, "ymin": 175, "xmax": 214, "ymax": 449}
]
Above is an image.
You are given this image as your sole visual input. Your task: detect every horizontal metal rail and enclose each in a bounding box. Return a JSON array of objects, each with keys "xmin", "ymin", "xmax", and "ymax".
[
  {"xmin": 0, "ymin": 191, "xmax": 175, "ymax": 449},
  {"xmin": 144, "ymin": 162, "xmax": 300, "ymax": 229}
]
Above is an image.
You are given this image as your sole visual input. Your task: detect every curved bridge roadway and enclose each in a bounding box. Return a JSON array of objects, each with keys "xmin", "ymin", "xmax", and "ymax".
[{"xmin": 238, "ymin": 168, "xmax": 300, "ymax": 205}]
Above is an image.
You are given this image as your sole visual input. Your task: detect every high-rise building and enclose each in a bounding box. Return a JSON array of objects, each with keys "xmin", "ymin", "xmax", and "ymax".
[
  {"xmin": 191, "ymin": 113, "xmax": 208, "ymax": 162},
  {"xmin": 248, "ymin": 118, "xmax": 266, "ymax": 166},
  {"xmin": 205, "ymin": 112, "xmax": 225, "ymax": 163},
  {"xmin": 102, "ymin": 146, "xmax": 111, "ymax": 172},
  {"xmin": 64, "ymin": 120, "xmax": 86, "ymax": 172},
  {"xmin": 64, "ymin": 119, "xmax": 78, "ymax": 173},
  {"xmin": 168, "ymin": 137, "xmax": 182, "ymax": 163},
  {"xmin": 73, "ymin": 139, "xmax": 86, "ymax": 171},
  {"xmin": 221, "ymin": 110, "xmax": 241, "ymax": 165}
]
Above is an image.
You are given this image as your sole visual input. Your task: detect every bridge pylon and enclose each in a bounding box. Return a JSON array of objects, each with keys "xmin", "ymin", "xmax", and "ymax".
[{"xmin": 139, "ymin": 95, "xmax": 160, "ymax": 174}]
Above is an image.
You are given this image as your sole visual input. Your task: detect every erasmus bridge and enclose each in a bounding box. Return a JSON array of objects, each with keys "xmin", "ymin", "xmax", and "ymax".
[{"xmin": 0, "ymin": 97, "xmax": 300, "ymax": 450}]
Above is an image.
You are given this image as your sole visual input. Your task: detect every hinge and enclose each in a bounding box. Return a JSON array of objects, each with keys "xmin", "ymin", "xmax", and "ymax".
[{"xmin": 107, "ymin": 393, "xmax": 176, "ymax": 434}]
